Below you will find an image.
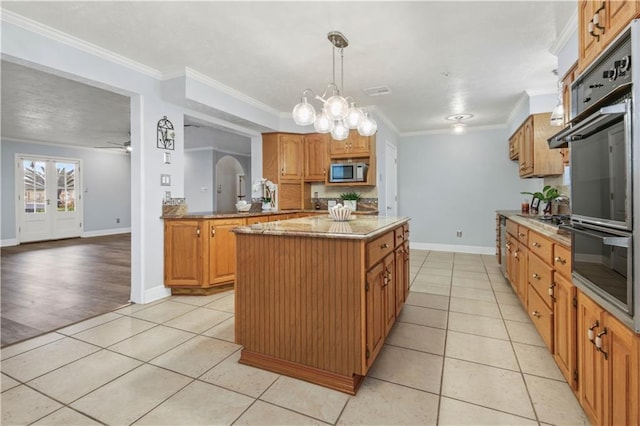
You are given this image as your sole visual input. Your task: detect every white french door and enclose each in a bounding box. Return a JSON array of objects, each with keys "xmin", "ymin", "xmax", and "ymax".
[{"xmin": 16, "ymin": 155, "xmax": 82, "ymax": 243}]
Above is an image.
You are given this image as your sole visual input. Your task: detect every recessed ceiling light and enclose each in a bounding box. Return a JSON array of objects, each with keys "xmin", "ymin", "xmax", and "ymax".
[{"xmin": 446, "ymin": 114, "xmax": 473, "ymax": 121}]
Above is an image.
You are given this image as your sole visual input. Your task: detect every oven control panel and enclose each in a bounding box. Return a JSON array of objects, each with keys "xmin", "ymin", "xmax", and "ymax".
[{"xmin": 573, "ymin": 35, "xmax": 632, "ymax": 117}]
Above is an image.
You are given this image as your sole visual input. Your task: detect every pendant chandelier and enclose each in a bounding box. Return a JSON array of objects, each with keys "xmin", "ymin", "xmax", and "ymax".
[{"xmin": 291, "ymin": 31, "xmax": 377, "ymax": 140}]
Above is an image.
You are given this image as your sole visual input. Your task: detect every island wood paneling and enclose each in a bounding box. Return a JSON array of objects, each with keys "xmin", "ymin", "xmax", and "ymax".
[{"xmin": 235, "ymin": 233, "xmax": 366, "ymax": 390}]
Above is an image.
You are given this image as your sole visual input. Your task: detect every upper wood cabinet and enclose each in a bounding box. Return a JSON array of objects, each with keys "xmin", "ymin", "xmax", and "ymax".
[
  {"xmin": 578, "ymin": 0, "xmax": 640, "ymax": 73},
  {"xmin": 508, "ymin": 129, "xmax": 520, "ymax": 160},
  {"xmin": 329, "ymin": 131, "xmax": 371, "ymax": 157},
  {"xmin": 559, "ymin": 63, "xmax": 578, "ymax": 166},
  {"xmin": 512, "ymin": 113, "xmax": 564, "ymax": 178},
  {"xmin": 303, "ymin": 133, "xmax": 329, "ymax": 182},
  {"xmin": 263, "ymin": 133, "xmax": 305, "ymax": 209}
]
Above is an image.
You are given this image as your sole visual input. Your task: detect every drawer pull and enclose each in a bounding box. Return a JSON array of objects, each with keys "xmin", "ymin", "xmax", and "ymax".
[
  {"xmin": 397, "ymin": 235, "xmax": 403, "ymax": 240},
  {"xmin": 554, "ymin": 256, "xmax": 567, "ymax": 265},
  {"xmin": 518, "ymin": 232, "xmax": 526, "ymax": 237},
  {"xmin": 196, "ymin": 228, "xmax": 201, "ymax": 237},
  {"xmin": 588, "ymin": 321, "xmax": 599, "ymax": 342},
  {"xmin": 531, "ymin": 310, "xmax": 541, "ymax": 318},
  {"xmin": 595, "ymin": 329, "xmax": 608, "ymax": 359},
  {"xmin": 381, "ymin": 243, "xmax": 389, "ymax": 249},
  {"xmin": 532, "ymin": 273, "xmax": 540, "ymax": 280},
  {"xmin": 532, "ymin": 242, "xmax": 541, "ymax": 248}
]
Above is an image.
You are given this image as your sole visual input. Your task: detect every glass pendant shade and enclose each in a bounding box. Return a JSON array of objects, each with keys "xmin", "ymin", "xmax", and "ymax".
[
  {"xmin": 549, "ymin": 102, "xmax": 564, "ymax": 127},
  {"xmin": 314, "ymin": 109, "xmax": 334, "ymax": 133},
  {"xmin": 331, "ymin": 119, "xmax": 350, "ymax": 140},
  {"xmin": 345, "ymin": 104, "xmax": 364, "ymax": 129},
  {"xmin": 357, "ymin": 113, "xmax": 377, "ymax": 137},
  {"xmin": 292, "ymin": 98, "xmax": 317, "ymax": 126},
  {"xmin": 325, "ymin": 95, "xmax": 349, "ymax": 120}
]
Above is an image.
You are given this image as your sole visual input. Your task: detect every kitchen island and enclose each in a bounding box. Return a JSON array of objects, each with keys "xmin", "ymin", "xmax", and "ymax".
[{"xmin": 232, "ymin": 215, "xmax": 410, "ymax": 394}]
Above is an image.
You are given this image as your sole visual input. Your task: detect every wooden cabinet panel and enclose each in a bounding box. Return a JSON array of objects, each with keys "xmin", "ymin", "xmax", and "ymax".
[
  {"xmin": 208, "ymin": 218, "xmax": 244, "ymax": 285},
  {"xmin": 517, "ymin": 225, "xmax": 529, "ymax": 246},
  {"xmin": 514, "ymin": 113, "xmax": 564, "ymax": 178},
  {"xmin": 383, "ymin": 254, "xmax": 396, "ymax": 336},
  {"xmin": 577, "ymin": 290, "xmax": 605, "ymax": 425},
  {"xmin": 553, "ymin": 272, "xmax": 577, "ymax": 389},
  {"xmin": 279, "ymin": 134, "xmax": 304, "ymax": 181},
  {"xmin": 516, "ymin": 241, "xmax": 528, "ymax": 306},
  {"xmin": 366, "ymin": 261, "xmax": 386, "ymax": 368},
  {"xmin": 528, "ymin": 252, "xmax": 554, "ymax": 308},
  {"xmin": 529, "ymin": 232, "xmax": 554, "ymax": 265},
  {"xmin": 527, "ymin": 284, "xmax": 554, "ymax": 351},
  {"xmin": 330, "ymin": 131, "xmax": 371, "ymax": 157},
  {"xmin": 602, "ymin": 312, "xmax": 638, "ymax": 426},
  {"xmin": 605, "ymin": 0, "xmax": 640, "ymax": 44},
  {"xmin": 579, "ymin": 0, "xmax": 602, "ymax": 73},
  {"xmin": 366, "ymin": 232, "xmax": 394, "ymax": 268},
  {"xmin": 164, "ymin": 220, "xmax": 205, "ymax": 286},
  {"xmin": 304, "ymin": 133, "xmax": 328, "ymax": 182},
  {"xmin": 506, "ymin": 219, "xmax": 518, "ymax": 238},
  {"xmin": 394, "ymin": 245, "xmax": 406, "ymax": 316},
  {"xmin": 277, "ymin": 182, "xmax": 303, "ymax": 210},
  {"xmin": 553, "ymin": 244, "xmax": 572, "ymax": 279}
]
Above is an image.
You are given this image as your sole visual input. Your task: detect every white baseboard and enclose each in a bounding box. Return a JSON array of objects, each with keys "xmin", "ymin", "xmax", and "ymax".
[
  {"xmin": 410, "ymin": 241, "xmax": 495, "ymax": 255},
  {"xmin": 82, "ymin": 227, "xmax": 131, "ymax": 238},
  {"xmin": 0, "ymin": 238, "xmax": 18, "ymax": 247},
  {"xmin": 142, "ymin": 285, "xmax": 172, "ymax": 304}
]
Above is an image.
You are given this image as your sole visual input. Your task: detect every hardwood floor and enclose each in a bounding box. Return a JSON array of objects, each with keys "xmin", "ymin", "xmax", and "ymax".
[{"xmin": 1, "ymin": 234, "xmax": 131, "ymax": 347}]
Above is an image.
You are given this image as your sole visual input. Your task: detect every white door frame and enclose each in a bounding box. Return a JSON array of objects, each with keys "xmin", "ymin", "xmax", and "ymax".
[
  {"xmin": 384, "ymin": 142, "xmax": 398, "ymax": 216},
  {"xmin": 15, "ymin": 153, "xmax": 83, "ymax": 243}
]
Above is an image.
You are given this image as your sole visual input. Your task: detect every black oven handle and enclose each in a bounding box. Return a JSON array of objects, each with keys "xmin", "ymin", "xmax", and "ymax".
[
  {"xmin": 559, "ymin": 224, "xmax": 630, "ymax": 248},
  {"xmin": 548, "ymin": 101, "xmax": 628, "ymax": 148}
]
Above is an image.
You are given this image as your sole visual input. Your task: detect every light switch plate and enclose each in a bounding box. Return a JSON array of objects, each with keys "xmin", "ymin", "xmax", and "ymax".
[{"xmin": 160, "ymin": 174, "xmax": 171, "ymax": 186}]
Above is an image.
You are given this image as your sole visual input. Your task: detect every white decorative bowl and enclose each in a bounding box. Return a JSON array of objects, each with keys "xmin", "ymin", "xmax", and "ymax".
[
  {"xmin": 236, "ymin": 203, "xmax": 251, "ymax": 212},
  {"xmin": 329, "ymin": 206, "xmax": 352, "ymax": 222}
]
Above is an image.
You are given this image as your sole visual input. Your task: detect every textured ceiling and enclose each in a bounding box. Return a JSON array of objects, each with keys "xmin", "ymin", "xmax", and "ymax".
[{"xmin": 1, "ymin": 1, "xmax": 576, "ymax": 143}]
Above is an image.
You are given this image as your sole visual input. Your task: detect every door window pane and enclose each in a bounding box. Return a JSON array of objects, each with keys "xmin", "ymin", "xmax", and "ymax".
[
  {"xmin": 23, "ymin": 160, "xmax": 46, "ymax": 214},
  {"xmin": 56, "ymin": 162, "xmax": 76, "ymax": 212}
]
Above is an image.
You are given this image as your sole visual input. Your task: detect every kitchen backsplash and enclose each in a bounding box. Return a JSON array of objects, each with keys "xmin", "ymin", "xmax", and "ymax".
[
  {"xmin": 543, "ymin": 165, "xmax": 570, "ymax": 198},
  {"xmin": 311, "ymin": 197, "xmax": 378, "ymax": 212}
]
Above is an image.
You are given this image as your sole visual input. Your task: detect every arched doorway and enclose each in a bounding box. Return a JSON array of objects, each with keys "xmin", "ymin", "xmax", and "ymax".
[{"xmin": 215, "ymin": 155, "xmax": 245, "ymax": 211}]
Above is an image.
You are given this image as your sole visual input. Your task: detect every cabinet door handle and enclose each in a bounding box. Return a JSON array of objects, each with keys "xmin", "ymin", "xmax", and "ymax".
[
  {"xmin": 518, "ymin": 232, "xmax": 526, "ymax": 237},
  {"xmin": 211, "ymin": 226, "xmax": 215, "ymax": 237},
  {"xmin": 196, "ymin": 228, "xmax": 201, "ymax": 237},
  {"xmin": 532, "ymin": 273, "xmax": 540, "ymax": 280},
  {"xmin": 548, "ymin": 283, "xmax": 556, "ymax": 299},
  {"xmin": 588, "ymin": 320, "xmax": 599, "ymax": 342},
  {"xmin": 381, "ymin": 243, "xmax": 389, "ymax": 249},
  {"xmin": 532, "ymin": 242, "xmax": 541, "ymax": 248},
  {"xmin": 531, "ymin": 310, "xmax": 541, "ymax": 318},
  {"xmin": 554, "ymin": 256, "xmax": 566, "ymax": 265},
  {"xmin": 281, "ymin": 167, "xmax": 285, "ymax": 176},
  {"xmin": 595, "ymin": 328, "xmax": 608, "ymax": 359}
]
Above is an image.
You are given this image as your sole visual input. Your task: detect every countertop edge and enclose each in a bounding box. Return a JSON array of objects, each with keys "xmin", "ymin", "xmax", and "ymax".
[
  {"xmin": 232, "ymin": 216, "xmax": 410, "ymax": 240},
  {"xmin": 498, "ymin": 211, "xmax": 571, "ymax": 247},
  {"xmin": 162, "ymin": 209, "xmax": 379, "ymax": 219}
]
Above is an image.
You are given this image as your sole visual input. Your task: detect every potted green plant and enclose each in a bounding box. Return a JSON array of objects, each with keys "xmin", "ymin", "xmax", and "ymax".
[
  {"xmin": 340, "ymin": 192, "xmax": 361, "ymax": 211},
  {"xmin": 521, "ymin": 185, "xmax": 559, "ymax": 216}
]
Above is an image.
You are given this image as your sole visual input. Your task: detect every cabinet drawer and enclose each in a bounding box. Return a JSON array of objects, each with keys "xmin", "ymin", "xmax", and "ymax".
[
  {"xmin": 529, "ymin": 232, "xmax": 553, "ymax": 265},
  {"xmin": 394, "ymin": 225, "xmax": 408, "ymax": 247},
  {"xmin": 528, "ymin": 253, "xmax": 554, "ymax": 308},
  {"xmin": 517, "ymin": 226, "xmax": 529, "ymax": 245},
  {"xmin": 367, "ymin": 232, "xmax": 394, "ymax": 268},
  {"xmin": 527, "ymin": 284, "xmax": 554, "ymax": 351},
  {"xmin": 553, "ymin": 244, "xmax": 571, "ymax": 280},
  {"xmin": 506, "ymin": 220, "xmax": 518, "ymax": 237}
]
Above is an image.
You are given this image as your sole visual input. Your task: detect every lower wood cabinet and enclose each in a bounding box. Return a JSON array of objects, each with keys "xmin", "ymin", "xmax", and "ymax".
[
  {"xmin": 527, "ymin": 283, "xmax": 554, "ymax": 351},
  {"xmin": 553, "ymin": 272, "xmax": 577, "ymax": 389},
  {"xmin": 164, "ymin": 217, "xmax": 244, "ymax": 293},
  {"xmin": 577, "ymin": 290, "xmax": 639, "ymax": 426}
]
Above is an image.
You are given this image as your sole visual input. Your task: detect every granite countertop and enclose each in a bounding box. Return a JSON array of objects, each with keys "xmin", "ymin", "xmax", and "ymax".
[
  {"xmin": 162, "ymin": 209, "xmax": 378, "ymax": 219},
  {"xmin": 497, "ymin": 210, "xmax": 571, "ymax": 247},
  {"xmin": 232, "ymin": 215, "xmax": 410, "ymax": 240}
]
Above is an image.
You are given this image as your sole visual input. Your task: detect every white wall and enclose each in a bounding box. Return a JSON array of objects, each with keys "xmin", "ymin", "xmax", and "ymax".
[
  {"xmin": 1, "ymin": 140, "xmax": 131, "ymax": 244},
  {"xmin": 184, "ymin": 149, "xmax": 214, "ymax": 212},
  {"xmin": 399, "ymin": 128, "xmax": 543, "ymax": 253}
]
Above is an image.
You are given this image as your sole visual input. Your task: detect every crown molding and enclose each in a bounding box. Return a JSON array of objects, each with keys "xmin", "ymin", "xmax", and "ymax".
[
  {"xmin": 3, "ymin": 137, "xmax": 130, "ymax": 154},
  {"xmin": 184, "ymin": 146, "xmax": 250, "ymax": 157},
  {"xmin": 184, "ymin": 67, "xmax": 281, "ymax": 117},
  {"xmin": 1, "ymin": 10, "xmax": 162, "ymax": 79},
  {"xmin": 549, "ymin": 9, "xmax": 578, "ymax": 55}
]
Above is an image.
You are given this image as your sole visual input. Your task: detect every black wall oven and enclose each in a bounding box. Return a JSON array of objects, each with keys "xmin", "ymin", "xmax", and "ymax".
[{"xmin": 551, "ymin": 20, "xmax": 639, "ymax": 332}]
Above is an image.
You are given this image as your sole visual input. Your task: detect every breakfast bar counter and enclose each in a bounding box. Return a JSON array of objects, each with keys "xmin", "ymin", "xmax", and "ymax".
[{"xmin": 232, "ymin": 215, "xmax": 410, "ymax": 394}]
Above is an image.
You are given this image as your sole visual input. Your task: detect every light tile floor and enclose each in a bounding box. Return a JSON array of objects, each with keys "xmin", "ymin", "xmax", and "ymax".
[{"xmin": 1, "ymin": 250, "xmax": 590, "ymax": 425}]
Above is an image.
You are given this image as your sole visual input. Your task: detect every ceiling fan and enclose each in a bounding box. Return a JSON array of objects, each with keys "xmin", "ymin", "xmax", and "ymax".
[{"xmin": 95, "ymin": 139, "xmax": 132, "ymax": 153}]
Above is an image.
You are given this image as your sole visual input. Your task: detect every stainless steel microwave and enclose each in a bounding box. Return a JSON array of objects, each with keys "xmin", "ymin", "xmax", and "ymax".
[{"xmin": 329, "ymin": 162, "xmax": 368, "ymax": 183}]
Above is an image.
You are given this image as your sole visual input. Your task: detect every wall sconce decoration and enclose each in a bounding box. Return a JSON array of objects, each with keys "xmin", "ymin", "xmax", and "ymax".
[{"xmin": 157, "ymin": 116, "xmax": 175, "ymax": 150}]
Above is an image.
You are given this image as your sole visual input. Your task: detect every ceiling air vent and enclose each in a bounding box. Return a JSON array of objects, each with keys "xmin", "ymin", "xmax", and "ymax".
[{"xmin": 363, "ymin": 85, "xmax": 391, "ymax": 97}]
